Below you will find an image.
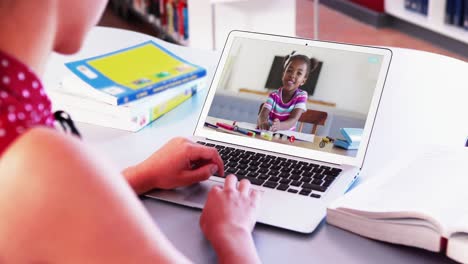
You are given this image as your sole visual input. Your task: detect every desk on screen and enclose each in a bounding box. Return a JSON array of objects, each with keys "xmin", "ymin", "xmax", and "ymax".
[{"xmin": 205, "ymin": 116, "xmax": 357, "ymax": 157}]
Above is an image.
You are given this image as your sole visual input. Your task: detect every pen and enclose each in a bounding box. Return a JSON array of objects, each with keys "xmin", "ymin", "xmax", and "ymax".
[
  {"xmin": 216, "ymin": 122, "xmax": 235, "ymax": 131},
  {"xmin": 204, "ymin": 122, "xmax": 218, "ymax": 129}
]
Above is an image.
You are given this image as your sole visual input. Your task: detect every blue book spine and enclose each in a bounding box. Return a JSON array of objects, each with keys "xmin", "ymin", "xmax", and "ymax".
[
  {"xmin": 407, "ymin": 0, "xmax": 421, "ymax": 13},
  {"xmin": 454, "ymin": 0, "xmax": 464, "ymax": 26},
  {"xmin": 464, "ymin": 0, "xmax": 468, "ymax": 29},
  {"xmin": 173, "ymin": 2, "xmax": 178, "ymax": 37},
  {"xmin": 183, "ymin": 7, "xmax": 189, "ymax": 39},
  {"xmin": 421, "ymin": 0, "xmax": 428, "ymax": 15},
  {"xmin": 415, "ymin": 0, "xmax": 423, "ymax": 14},
  {"xmin": 115, "ymin": 69, "xmax": 206, "ymax": 105},
  {"xmin": 446, "ymin": 0, "xmax": 455, "ymax": 24},
  {"xmin": 404, "ymin": 0, "xmax": 412, "ymax": 10}
]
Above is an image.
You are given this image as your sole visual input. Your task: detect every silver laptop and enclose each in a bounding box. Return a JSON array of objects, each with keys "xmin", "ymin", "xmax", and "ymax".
[{"xmin": 146, "ymin": 31, "xmax": 392, "ymax": 233}]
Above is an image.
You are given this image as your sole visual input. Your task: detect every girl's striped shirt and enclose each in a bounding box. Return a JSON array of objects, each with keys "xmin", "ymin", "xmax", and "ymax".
[{"xmin": 263, "ymin": 87, "xmax": 307, "ymax": 131}]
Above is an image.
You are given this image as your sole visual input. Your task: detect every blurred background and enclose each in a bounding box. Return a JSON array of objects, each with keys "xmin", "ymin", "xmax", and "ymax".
[
  {"xmin": 98, "ymin": 0, "xmax": 468, "ymax": 61},
  {"xmin": 99, "ymin": 0, "xmax": 468, "ymax": 61}
]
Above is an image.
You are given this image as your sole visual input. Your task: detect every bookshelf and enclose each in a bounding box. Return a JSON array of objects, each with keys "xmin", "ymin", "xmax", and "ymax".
[
  {"xmin": 110, "ymin": 0, "xmax": 189, "ymax": 46},
  {"xmin": 110, "ymin": 0, "xmax": 296, "ymax": 50},
  {"xmin": 385, "ymin": 0, "xmax": 468, "ymax": 44},
  {"xmin": 190, "ymin": 0, "xmax": 296, "ymax": 50}
]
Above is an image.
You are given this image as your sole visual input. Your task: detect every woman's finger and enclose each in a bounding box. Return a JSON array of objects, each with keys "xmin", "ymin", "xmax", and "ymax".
[
  {"xmin": 224, "ymin": 174, "xmax": 238, "ymax": 192},
  {"xmin": 238, "ymin": 179, "xmax": 251, "ymax": 196},
  {"xmin": 187, "ymin": 144, "xmax": 224, "ymax": 175}
]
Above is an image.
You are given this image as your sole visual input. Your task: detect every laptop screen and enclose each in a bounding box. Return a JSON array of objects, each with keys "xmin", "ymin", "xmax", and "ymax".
[{"xmin": 196, "ymin": 32, "xmax": 391, "ymax": 167}]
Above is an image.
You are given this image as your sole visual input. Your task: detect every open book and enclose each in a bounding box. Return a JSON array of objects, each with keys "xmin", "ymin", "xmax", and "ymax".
[{"xmin": 327, "ymin": 146, "xmax": 468, "ymax": 263}]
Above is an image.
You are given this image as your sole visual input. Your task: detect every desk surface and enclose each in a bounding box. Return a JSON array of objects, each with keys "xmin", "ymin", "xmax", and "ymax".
[{"xmin": 44, "ymin": 27, "xmax": 468, "ymax": 263}]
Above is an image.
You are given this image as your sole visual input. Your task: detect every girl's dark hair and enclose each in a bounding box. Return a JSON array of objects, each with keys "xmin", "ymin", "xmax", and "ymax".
[{"xmin": 283, "ymin": 53, "xmax": 319, "ymax": 78}]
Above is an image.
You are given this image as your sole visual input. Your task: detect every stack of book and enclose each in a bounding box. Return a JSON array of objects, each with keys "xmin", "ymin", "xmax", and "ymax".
[
  {"xmin": 49, "ymin": 41, "xmax": 206, "ymax": 132},
  {"xmin": 333, "ymin": 128, "xmax": 363, "ymax": 150}
]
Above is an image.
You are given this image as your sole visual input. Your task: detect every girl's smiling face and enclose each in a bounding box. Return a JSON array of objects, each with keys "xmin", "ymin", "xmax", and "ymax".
[{"xmin": 281, "ymin": 59, "xmax": 308, "ymax": 93}]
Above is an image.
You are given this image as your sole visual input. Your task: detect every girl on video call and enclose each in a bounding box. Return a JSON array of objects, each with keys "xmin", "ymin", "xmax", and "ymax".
[
  {"xmin": 257, "ymin": 52, "xmax": 319, "ymax": 132},
  {"xmin": 0, "ymin": 0, "xmax": 261, "ymax": 263}
]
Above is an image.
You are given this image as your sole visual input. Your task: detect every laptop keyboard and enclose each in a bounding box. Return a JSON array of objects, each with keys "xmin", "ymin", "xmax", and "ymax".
[{"xmin": 197, "ymin": 141, "xmax": 342, "ymax": 199}]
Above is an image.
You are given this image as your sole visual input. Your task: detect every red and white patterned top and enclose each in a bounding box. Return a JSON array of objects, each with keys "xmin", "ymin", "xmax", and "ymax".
[{"xmin": 0, "ymin": 50, "xmax": 55, "ymax": 156}]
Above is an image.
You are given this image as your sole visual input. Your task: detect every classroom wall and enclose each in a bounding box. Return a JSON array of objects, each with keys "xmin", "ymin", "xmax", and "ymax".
[{"xmin": 218, "ymin": 37, "xmax": 383, "ymax": 115}]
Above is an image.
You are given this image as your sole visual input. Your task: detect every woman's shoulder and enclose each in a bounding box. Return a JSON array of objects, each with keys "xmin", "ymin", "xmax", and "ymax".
[{"xmin": 1, "ymin": 127, "xmax": 81, "ymax": 164}]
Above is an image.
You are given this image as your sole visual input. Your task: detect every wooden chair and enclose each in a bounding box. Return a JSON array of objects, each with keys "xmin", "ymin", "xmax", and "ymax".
[
  {"xmin": 259, "ymin": 103, "xmax": 327, "ymax": 135},
  {"xmin": 297, "ymin": 109, "xmax": 328, "ymax": 135}
]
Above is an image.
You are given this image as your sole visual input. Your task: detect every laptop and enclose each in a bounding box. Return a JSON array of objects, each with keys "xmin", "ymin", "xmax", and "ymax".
[{"xmin": 146, "ymin": 31, "xmax": 392, "ymax": 233}]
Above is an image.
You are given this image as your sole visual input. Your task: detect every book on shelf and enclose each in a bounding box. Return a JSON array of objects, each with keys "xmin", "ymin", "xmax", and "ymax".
[
  {"xmin": 465, "ymin": 0, "xmax": 468, "ymax": 29},
  {"xmin": 62, "ymin": 40, "xmax": 205, "ymax": 105},
  {"xmin": 446, "ymin": 0, "xmax": 455, "ymax": 24},
  {"xmin": 421, "ymin": 0, "xmax": 428, "ymax": 15},
  {"xmin": 453, "ymin": 0, "xmax": 465, "ymax": 27},
  {"xmin": 50, "ymin": 77, "xmax": 206, "ymax": 132},
  {"xmin": 132, "ymin": 0, "xmax": 189, "ymax": 43},
  {"xmin": 327, "ymin": 146, "xmax": 468, "ymax": 263},
  {"xmin": 405, "ymin": 0, "xmax": 426, "ymax": 15}
]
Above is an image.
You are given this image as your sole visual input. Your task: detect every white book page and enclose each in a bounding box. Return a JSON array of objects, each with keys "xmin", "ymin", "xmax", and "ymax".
[
  {"xmin": 448, "ymin": 212, "xmax": 468, "ymax": 236},
  {"xmin": 330, "ymin": 145, "xmax": 468, "ymax": 236},
  {"xmin": 447, "ymin": 212, "xmax": 468, "ymax": 264}
]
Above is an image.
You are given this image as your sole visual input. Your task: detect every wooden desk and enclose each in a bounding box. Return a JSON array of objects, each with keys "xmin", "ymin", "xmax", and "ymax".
[{"xmin": 206, "ymin": 116, "xmax": 357, "ymax": 157}]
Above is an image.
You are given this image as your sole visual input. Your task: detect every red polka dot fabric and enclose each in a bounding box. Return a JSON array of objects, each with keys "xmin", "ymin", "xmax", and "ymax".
[{"xmin": 0, "ymin": 50, "xmax": 55, "ymax": 156}]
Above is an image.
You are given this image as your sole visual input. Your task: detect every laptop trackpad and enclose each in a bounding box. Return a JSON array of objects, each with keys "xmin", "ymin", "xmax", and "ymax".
[
  {"xmin": 145, "ymin": 180, "xmax": 224, "ymax": 208},
  {"xmin": 146, "ymin": 179, "xmax": 266, "ymax": 209},
  {"xmin": 183, "ymin": 182, "xmax": 217, "ymax": 205}
]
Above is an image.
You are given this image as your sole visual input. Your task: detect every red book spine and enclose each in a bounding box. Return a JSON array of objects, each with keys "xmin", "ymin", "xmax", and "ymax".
[
  {"xmin": 160, "ymin": 0, "xmax": 166, "ymax": 26},
  {"xmin": 440, "ymin": 237, "xmax": 448, "ymax": 253},
  {"xmin": 177, "ymin": 1, "xmax": 185, "ymax": 38}
]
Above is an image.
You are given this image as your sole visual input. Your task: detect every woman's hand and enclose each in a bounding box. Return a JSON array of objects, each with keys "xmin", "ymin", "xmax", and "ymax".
[
  {"xmin": 123, "ymin": 137, "xmax": 224, "ymax": 194},
  {"xmin": 200, "ymin": 175, "xmax": 261, "ymax": 264}
]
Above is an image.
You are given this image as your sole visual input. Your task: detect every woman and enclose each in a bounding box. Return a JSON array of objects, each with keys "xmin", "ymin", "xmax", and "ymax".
[{"xmin": 0, "ymin": 1, "xmax": 260, "ymax": 263}]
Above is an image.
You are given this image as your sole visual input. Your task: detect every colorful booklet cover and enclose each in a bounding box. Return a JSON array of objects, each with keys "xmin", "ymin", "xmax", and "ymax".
[{"xmin": 64, "ymin": 41, "xmax": 206, "ymax": 105}]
